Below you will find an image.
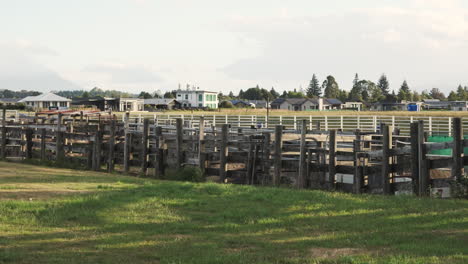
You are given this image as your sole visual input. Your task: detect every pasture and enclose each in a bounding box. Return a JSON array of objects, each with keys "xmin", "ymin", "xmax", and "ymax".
[{"xmin": 0, "ymin": 162, "xmax": 467, "ymax": 264}]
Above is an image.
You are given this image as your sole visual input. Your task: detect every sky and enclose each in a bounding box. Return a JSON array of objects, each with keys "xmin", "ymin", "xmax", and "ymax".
[{"xmin": 1, "ymin": 0, "xmax": 468, "ymax": 95}]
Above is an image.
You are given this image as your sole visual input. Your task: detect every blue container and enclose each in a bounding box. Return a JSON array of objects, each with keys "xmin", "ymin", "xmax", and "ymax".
[{"xmin": 407, "ymin": 104, "xmax": 418, "ymax": 111}]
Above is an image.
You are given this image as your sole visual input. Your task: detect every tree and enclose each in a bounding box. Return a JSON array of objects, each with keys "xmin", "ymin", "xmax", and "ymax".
[
  {"xmin": 228, "ymin": 91, "xmax": 235, "ymax": 98},
  {"xmin": 456, "ymin": 85, "xmax": 467, "ymax": 101},
  {"xmin": 377, "ymin": 74, "xmax": 390, "ymax": 96},
  {"xmin": 337, "ymin": 89, "xmax": 348, "ymax": 102},
  {"xmin": 323, "ymin": 75, "xmax": 340, "ymax": 98},
  {"xmin": 138, "ymin": 91, "xmax": 152, "ymax": 99},
  {"xmin": 430, "ymin": 88, "xmax": 446, "ymax": 100},
  {"xmin": 82, "ymin": 91, "xmax": 90, "ymax": 98},
  {"xmin": 238, "ymin": 89, "xmax": 245, "ymax": 99},
  {"xmin": 448, "ymin": 91, "xmax": 458, "ymax": 101},
  {"xmin": 270, "ymin": 87, "xmax": 280, "ymax": 99},
  {"xmin": 306, "ymin": 74, "xmax": 321, "ymax": 98},
  {"xmin": 412, "ymin": 91, "xmax": 422, "ymax": 102},
  {"xmin": 397, "ymin": 81, "xmax": 411, "ymax": 101},
  {"xmin": 163, "ymin": 91, "xmax": 175, "ymax": 99},
  {"xmin": 353, "ymin": 73, "xmax": 359, "ymax": 87}
]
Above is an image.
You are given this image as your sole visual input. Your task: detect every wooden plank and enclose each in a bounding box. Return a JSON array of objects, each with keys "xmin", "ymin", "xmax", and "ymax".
[
  {"xmin": 328, "ymin": 130, "xmax": 337, "ymax": 190},
  {"xmin": 1, "ymin": 108, "xmax": 6, "ymax": 159},
  {"xmin": 141, "ymin": 118, "xmax": 149, "ymax": 175},
  {"xmin": 25, "ymin": 128, "xmax": 33, "ymax": 159},
  {"xmin": 219, "ymin": 124, "xmax": 229, "ymax": 183},
  {"xmin": 40, "ymin": 127, "xmax": 46, "ymax": 160},
  {"xmin": 198, "ymin": 117, "xmax": 206, "ymax": 172},
  {"xmin": 452, "ymin": 117, "xmax": 463, "ymax": 179},
  {"xmin": 56, "ymin": 113, "xmax": 65, "ymax": 162},
  {"xmin": 154, "ymin": 126, "xmax": 164, "ymax": 178},
  {"xmin": 176, "ymin": 118, "xmax": 183, "ymax": 169},
  {"xmin": 262, "ymin": 132, "xmax": 271, "ymax": 185},
  {"xmin": 382, "ymin": 125, "xmax": 392, "ymax": 195},
  {"xmin": 297, "ymin": 119, "xmax": 307, "ymax": 189},
  {"xmin": 273, "ymin": 125, "xmax": 283, "ymax": 186},
  {"xmin": 107, "ymin": 119, "xmax": 116, "ymax": 172},
  {"xmin": 124, "ymin": 112, "xmax": 130, "ymax": 173},
  {"xmin": 418, "ymin": 120, "xmax": 429, "ymax": 196},
  {"xmin": 410, "ymin": 122, "xmax": 419, "ymax": 195},
  {"xmin": 353, "ymin": 130, "xmax": 362, "ymax": 194}
]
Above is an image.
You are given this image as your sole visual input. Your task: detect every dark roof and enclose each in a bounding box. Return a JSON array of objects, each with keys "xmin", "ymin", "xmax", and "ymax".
[
  {"xmin": 0, "ymin": 98, "xmax": 19, "ymax": 103},
  {"xmin": 230, "ymin": 100, "xmax": 250, "ymax": 105},
  {"xmin": 325, "ymin": 98, "xmax": 343, "ymax": 105},
  {"xmin": 144, "ymin": 99, "xmax": 177, "ymax": 105}
]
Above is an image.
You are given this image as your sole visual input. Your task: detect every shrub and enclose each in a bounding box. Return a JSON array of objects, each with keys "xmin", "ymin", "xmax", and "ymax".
[
  {"xmin": 165, "ymin": 167, "xmax": 205, "ymax": 182},
  {"xmin": 219, "ymin": 101, "xmax": 234, "ymax": 108}
]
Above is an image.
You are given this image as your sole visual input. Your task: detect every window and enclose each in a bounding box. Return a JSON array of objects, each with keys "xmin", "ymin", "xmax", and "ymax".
[
  {"xmin": 52, "ymin": 102, "xmax": 57, "ymax": 106},
  {"xmin": 60, "ymin": 102, "xmax": 67, "ymax": 107},
  {"xmin": 199, "ymin": 94, "xmax": 203, "ymax": 101},
  {"xmin": 185, "ymin": 94, "xmax": 188, "ymax": 100},
  {"xmin": 43, "ymin": 102, "xmax": 50, "ymax": 108}
]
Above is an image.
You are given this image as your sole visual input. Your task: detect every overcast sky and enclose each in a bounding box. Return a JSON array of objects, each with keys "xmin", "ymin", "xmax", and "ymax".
[{"xmin": 1, "ymin": 0, "xmax": 467, "ymax": 94}]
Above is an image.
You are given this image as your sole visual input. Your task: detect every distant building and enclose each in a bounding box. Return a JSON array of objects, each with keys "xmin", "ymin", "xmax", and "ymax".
[
  {"xmin": 422, "ymin": 99, "xmax": 451, "ymax": 110},
  {"xmin": 342, "ymin": 101, "xmax": 363, "ymax": 111},
  {"xmin": 230, "ymin": 100, "xmax": 254, "ymax": 108},
  {"xmin": 176, "ymin": 90, "xmax": 218, "ymax": 109},
  {"xmin": 271, "ymin": 98, "xmax": 342, "ymax": 111},
  {"xmin": 0, "ymin": 98, "xmax": 20, "ymax": 106},
  {"xmin": 119, "ymin": 98, "xmax": 144, "ymax": 112},
  {"xmin": 450, "ymin": 101, "xmax": 468, "ymax": 111},
  {"xmin": 71, "ymin": 96, "xmax": 119, "ymax": 111},
  {"xmin": 19, "ymin": 93, "xmax": 71, "ymax": 110},
  {"xmin": 144, "ymin": 98, "xmax": 180, "ymax": 110},
  {"xmin": 246, "ymin": 100, "xmax": 269, "ymax": 108}
]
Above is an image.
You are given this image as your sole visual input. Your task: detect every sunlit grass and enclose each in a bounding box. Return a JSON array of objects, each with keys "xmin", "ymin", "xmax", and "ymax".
[{"xmin": 0, "ymin": 161, "xmax": 467, "ymax": 264}]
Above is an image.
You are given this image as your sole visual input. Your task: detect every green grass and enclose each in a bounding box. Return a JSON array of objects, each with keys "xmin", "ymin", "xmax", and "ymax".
[{"xmin": 0, "ymin": 162, "xmax": 467, "ymax": 264}]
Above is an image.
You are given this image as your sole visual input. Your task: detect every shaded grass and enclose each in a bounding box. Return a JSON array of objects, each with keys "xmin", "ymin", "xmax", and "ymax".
[{"xmin": 0, "ymin": 162, "xmax": 467, "ymax": 263}]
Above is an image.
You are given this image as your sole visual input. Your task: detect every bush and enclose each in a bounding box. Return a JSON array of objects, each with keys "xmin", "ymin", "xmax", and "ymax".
[
  {"xmin": 165, "ymin": 167, "xmax": 205, "ymax": 182},
  {"xmin": 219, "ymin": 101, "xmax": 234, "ymax": 108}
]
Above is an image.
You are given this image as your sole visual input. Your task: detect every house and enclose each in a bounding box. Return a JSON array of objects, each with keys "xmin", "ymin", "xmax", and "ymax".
[
  {"xmin": 422, "ymin": 99, "xmax": 451, "ymax": 110},
  {"xmin": 71, "ymin": 96, "xmax": 119, "ymax": 111},
  {"xmin": 324, "ymin": 99, "xmax": 343, "ymax": 110},
  {"xmin": 246, "ymin": 100, "xmax": 269, "ymax": 108},
  {"xmin": 19, "ymin": 93, "xmax": 71, "ymax": 110},
  {"xmin": 271, "ymin": 98, "xmax": 322, "ymax": 111},
  {"xmin": 371, "ymin": 100, "xmax": 408, "ymax": 111},
  {"xmin": 342, "ymin": 101, "xmax": 363, "ymax": 111},
  {"xmin": 176, "ymin": 89, "xmax": 218, "ymax": 109},
  {"xmin": 0, "ymin": 98, "xmax": 20, "ymax": 106},
  {"xmin": 119, "ymin": 98, "xmax": 144, "ymax": 112},
  {"xmin": 450, "ymin": 101, "xmax": 468, "ymax": 111},
  {"xmin": 144, "ymin": 98, "xmax": 181, "ymax": 110},
  {"xmin": 230, "ymin": 100, "xmax": 254, "ymax": 108}
]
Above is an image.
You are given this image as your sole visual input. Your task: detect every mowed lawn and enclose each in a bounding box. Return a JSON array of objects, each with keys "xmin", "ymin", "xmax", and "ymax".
[{"xmin": 0, "ymin": 162, "xmax": 467, "ymax": 264}]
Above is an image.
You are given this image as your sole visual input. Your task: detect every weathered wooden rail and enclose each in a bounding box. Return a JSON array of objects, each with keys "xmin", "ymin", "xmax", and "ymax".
[{"xmin": 1, "ymin": 109, "xmax": 466, "ymax": 197}]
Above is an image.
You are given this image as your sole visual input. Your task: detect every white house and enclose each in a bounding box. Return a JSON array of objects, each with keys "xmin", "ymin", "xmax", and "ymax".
[
  {"xmin": 19, "ymin": 93, "xmax": 71, "ymax": 110},
  {"xmin": 119, "ymin": 98, "xmax": 144, "ymax": 112},
  {"xmin": 175, "ymin": 89, "xmax": 218, "ymax": 109}
]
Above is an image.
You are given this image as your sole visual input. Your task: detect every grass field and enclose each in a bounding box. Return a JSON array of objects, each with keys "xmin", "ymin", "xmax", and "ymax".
[{"xmin": 0, "ymin": 162, "xmax": 467, "ymax": 264}]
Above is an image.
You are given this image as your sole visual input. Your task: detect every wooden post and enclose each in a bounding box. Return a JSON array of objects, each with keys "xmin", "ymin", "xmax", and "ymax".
[
  {"xmin": 141, "ymin": 118, "xmax": 149, "ymax": 175},
  {"xmin": 410, "ymin": 122, "xmax": 419, "ymax": 194},
  {"xmin": 418, "ymin": 120, "xmax": 428, "ymax": 196},
  {"xmin": 219, "ymin": 124, "xmax": 229, "ymax": 183},
  {"xmin": 107, "ymin": 119, "xmax": 116, "ymax": 173},
  {"xmin": 40, "ymin": 127, "xmax": 46, "ymax": 161},
  {"xmin": 452, "ymin": 118, "xmax": 463, "ymax": 180},
  {"xmin": 382, "ymin": 125, "xmax": 392, "ymax": 195},
  {"xmin": 154, "ymin": 126, "xmax": 164, "ymax": 177},
  {"xmin": 198, "ymin": 117, "xmax": 206, "ymax": 173},
  {"xmin": 262, "ymin": 132, "xmax": 271, "ymax": 185},
  {"xmin": 176, "ymin": 118, "xmax": 183, "ymax": 169},
  {"xmin": 56, "ymin": 113, "xmax": 65, "ymax": 162},
  {"xmin": 25, "ymin": 128, "xmax": 33, "ymax": 159},
  {"xmin": 246, "ymin": 137, "xmax": 254, "ymax": 185},
  {"xmin": 328, "ymin": 130, "xmax": 337, "ymax": 190},
  {"xmin": 297, "ymin": 119, "xmax": 307, "ymax": 189},
  {"xmin": 92, "ymin": 127, "xmax": 102, "ymax": 171},
  {"xmin": 353, "ymin": 130, "xmax": 362, "ymax": 194},
  {"xmin": 124, "ymin": 112, "xmax": 131, "ymax": 173},
  {"xmin": 273, "ymin": 125, "xmax": 283, "ymax": 186},
  {"xmin": 1, "ymin": 108, "xmax": 6, "ymax": 159}
]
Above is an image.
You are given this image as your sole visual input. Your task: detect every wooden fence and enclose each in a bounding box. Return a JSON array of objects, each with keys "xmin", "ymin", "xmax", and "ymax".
[{"xmin": 1, "ymin": 109, "xmax": 466, "ymax": 197}]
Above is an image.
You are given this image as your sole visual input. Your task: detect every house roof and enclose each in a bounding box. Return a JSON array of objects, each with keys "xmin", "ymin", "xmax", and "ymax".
[
  {"xmin": 144, "ymin": 98, "xmax": 177, "ymax": 105},
  {"xmin": 176, "ymin": 90, "xmax": 217, "ymax": 94},
  {"xmin": 19, "ymin": 93, "xmax": 71, "ymax": 103},
  {"xmin": 0, "ymin": 98, "xmax": 20, "ymax": 103},
  {"xmin": 325, "ymin": 98, "xmax": 343, "ymax": 105}
]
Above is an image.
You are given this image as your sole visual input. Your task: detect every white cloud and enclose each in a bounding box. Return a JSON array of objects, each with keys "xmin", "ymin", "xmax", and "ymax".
[
  {"xmin": 83, "ymin": 63, "xmax": 164, "ymax": 84},
  {"xmin": 222, "ymin": 1, "xmax": 468, "ymax": 92}
]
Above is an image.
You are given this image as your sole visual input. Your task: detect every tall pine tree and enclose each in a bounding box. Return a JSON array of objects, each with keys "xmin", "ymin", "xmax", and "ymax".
[
  {"xmin": 377, "ymin": 74, "xmax": 390, "ymax": 96},
  {"xmin": 397, "ymin": 80, "xmax": 411, "ymax": 101},
  {"xmin": 306, "ymin": 74, "xmax": 321, "ymax": 97}
]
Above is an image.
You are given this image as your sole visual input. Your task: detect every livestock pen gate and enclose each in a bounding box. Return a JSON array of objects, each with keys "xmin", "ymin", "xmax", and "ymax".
[{"xmin": 1, "ymin": 110, "xmax": 466, "ymax": 197}]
